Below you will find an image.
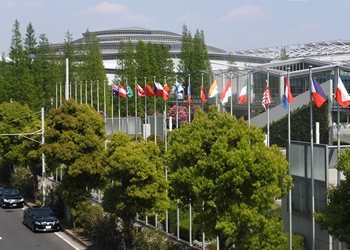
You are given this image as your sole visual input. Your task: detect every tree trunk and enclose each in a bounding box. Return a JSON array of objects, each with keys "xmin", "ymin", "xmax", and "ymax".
[{"xmin": 122, "ymin": 217, "xmax": 133, "ymax": 250}]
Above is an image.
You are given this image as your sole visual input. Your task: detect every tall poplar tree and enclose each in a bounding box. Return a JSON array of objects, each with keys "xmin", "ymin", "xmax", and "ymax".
[
  {"xmin": 24, "ymin": 22, "xmax": 37, "ymax": 55},
  {"xmin": 177, "ymin": 25, "xmax": 192, "ymax": 88}
]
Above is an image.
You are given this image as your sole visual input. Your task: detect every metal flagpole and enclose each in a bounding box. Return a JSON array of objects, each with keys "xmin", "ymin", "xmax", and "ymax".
[
  {"xmin": 164, "ymin": 75, "xmax": 168, "ymax": 233},
  {"xmin": 65, "ymin": 56, "xmax": 69, "ymax": 100},
  {"xmin": 119, "ymin": 82, "xmax": 121, "ymax": 132},
  {"xmin": 70, "ymin": 82, "xmax": 71, "ymax": 98},
  {"xmin": 80, "ymin": 81, "xmax": 82, "ymax": 104},
  {"xmin": 309, "ymin": 66, "xmax": 315, "ymax": 250},
  {"xmin": 287, "ymin": 68, "xmax": 292, "ymax": 250},
  {"xmin": 189, "ymin": 198, "xmax": 192, "ymax": 246},
  {"xmin": 248, "ymin": 72, "xmax": 251, "ymax": 125},
  {"xmin": 91, "ymin": 80, "xmax": 93, "ymax": 107},
  {"xmin": 230, "ymin": 72, "xmax": 233, "ymax": 115},
  {"xmin": 75, "ymin": 82, "xmax": 77, "ymax": 101},
  {"xmin": 85, "ymin": 81, "xmax": 87, "ymax": 105},
  {"xmin": 56, "ymin": 83, "xmax": 58, "ymax": 109},
  {"xmin": 135, "ymin": 77, "xmax": 137, "ymax": 142},
  {"xmin": 60, "ymin": 83, "xmax": 62, "ymax": 106},
  {"xmin": 220, "ymin": 72, "xmax": 223, "ymax": 109},
  {"xmin": 104, "ymin": 80, "xmax": 106, "ymax": 117},
  {"xmin": 202, "ymin": 73, "xmax": 204, "ymax": 110},
  {"xmin": 177, "ymin": 199, "xmax": 180, "ymax": 240},
  {"xmin": 176, "ymin": 75, "xmax": 178, "ymax": 129},
  {"xmin": 154, "ymin": 76, "xmax": 157, "ymax": 144},
  {"xmin": 97, "ymin": 80, "xmax": 99, "ymax": 113},
  {"xmin": 237, "ymin": 72, "xmax": 239, "ymax": 104},
  {"xmin": 188, "ymin": 74, "xmax": 191, "ymax": 123},
  {"xmin": 126, "ymin": 78, "xmax": 128, "ymax": 135},
  {"xmin": 145, "ymin": 77, "xmax": 147, "ymax": 142},
  {"xmin": 267, "ymin": 70, "xmax": 270, "ymax": 147},
  {"xmin": 112, "ymin": 85, "xmax": 114, "ymax": 135},
  {"xmin": 202, "ymin": 201, "xmax": 205, "ymax": 250},
  {"xmin": 41, "ymin": 107, "xmax": 46, "ymax": 206},
  {"xmin": 336, "ymin": 66, "xmax": 342, "ymax": 250}
]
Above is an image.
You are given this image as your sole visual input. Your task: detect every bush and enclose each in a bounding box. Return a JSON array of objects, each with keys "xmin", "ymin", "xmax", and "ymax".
[
  {"xmin": 45, "ymin": 184, "xmax": 65, "ymax": 218},
  {"xmin": 283, "ymin": 233, "xmax": 305, "ymax": 250},
  {"xmin": 77, "ymin": 201, "xmax": 123, "ymax": 250},
  {"xmin": 10, "ymin": 166, "xmax": 35, "ymax": 199}
]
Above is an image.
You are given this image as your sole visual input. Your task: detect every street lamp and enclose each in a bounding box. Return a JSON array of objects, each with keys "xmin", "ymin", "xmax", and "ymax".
[{"xmin": 27, "ymin": 54, "xmax": 69, "ymax": 100}]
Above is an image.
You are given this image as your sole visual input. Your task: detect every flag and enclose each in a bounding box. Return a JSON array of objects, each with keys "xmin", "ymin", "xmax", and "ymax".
[
  {"xmin": 126, "ymin": 84, "xmax": 134, "ymax": 98},
  {"xmin": 136, "ymin": 84, "xmax": 145, "ymax": 97},
  {"xmin": 283, "ymin": 77, "xmax": 294, "ymax": 109},
  {"xmin": 119, "ymin": 84, "xmax": 127, "ymax": 98},
  {"xmin": 201, "ymin": 85, "xmax": 209, "ymax": 103},
  {"xmin": 188, "ymin": 83, "xmax": 191, "ymax": 106},
  {"xmin": 154, "ymin": 82, "xmax": 164, "ymax": 97},
  {"xmin": 113, "ymin": 84, "xmax": 119, "ymax": 97},
  {"xmin": 220, "ymin": 80, "xmax": 232, "ymax": 104},
  {"xmin": 262, "ymin": 80, "xmax": 271, "ymax": 110},
  {"xmin": 163, "ymin": 82, "xmax": 170, "ymax": 100},
  {"xmin": 239, "ymin": 80, "xmax": 248, "ymax": 104},
  {"xmin": 311, "ymin": 77, "xmax": 327, "ymax": 108},
  {"xmin": 145, "ymin": 84, "xmax": 154, "ymax": 96},
  {"xmin": 209, "ymin": 80, "xmax": 219, "ymax": 98},
  {"xmin": 335, "ymin": 77, "xmax": 350, "ymax": 108},
  {"xmin": 176, "ymin": 82, "xmax": 184, "ymax": 97}
]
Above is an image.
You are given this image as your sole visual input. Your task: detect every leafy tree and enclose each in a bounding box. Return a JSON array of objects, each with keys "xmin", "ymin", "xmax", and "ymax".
[
  {"xmin": 154, "ymin": 43, "xmax": 175, "ymax": 89},
  {"xmin": 62, "ymin": 30, "xmax": 79, "ymax": 90},
  {"xmin": 44, "ymin": 99, "xmax": 108, "ymax": 225},
  {"xmin": 24, "ymin": 22, "xmax": 37, "ymax": 55},
  {"xmin": 166, "ymin": 106, "xmax": 293, "ymax": 250},
  {"xmin": 177, "ymin": 24, "xmax": 193, "ymax": 88},
  {"xmin": 227, "ymin": 53, "xmax": 238, "ymax": 73},
  {"xmin": 280, "ymin": 47, "xmax": 289, "ymax": 60},
  {"xmin": 314, "ymin": 148, "xmax": 350, "ymax": 245},
  {"xmin": 103, "ymin": 132, "xmax": 169, "ymax": 250},
  {"xmin": 168, "ymin": 105, "xmax": 188, "ymax": 127}
]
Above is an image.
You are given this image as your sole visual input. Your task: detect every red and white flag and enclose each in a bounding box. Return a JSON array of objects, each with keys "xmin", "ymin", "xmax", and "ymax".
[
  {"xmin": 262, "ymin": 80, "xmax": 271, "ymax": 110},
  {"xmin": 163, "ymin": 82, "xmax": 170, "ymax": 100},
  {"xmin": 336, "ymin": 77, "xmax": 350, "ymax": 108},
  {"xmin": 119, "ymin": 84, "xmax": 127, "ymax": 98},
  {"xmin": 136, "ymin": 84, "xmax": 145, "ymax": 97},
  {"xmin": 154, "ymin": 82, "xmax": 164, "ymax": 97},
  {"xmin": 220, "ymin": 80, "xmax": 232, "ymax": 104}
]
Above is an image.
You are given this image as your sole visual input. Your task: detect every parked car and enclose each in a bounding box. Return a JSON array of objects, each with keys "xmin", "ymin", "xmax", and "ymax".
[
  {"xmin": 0, "ymin": 187, "xmax": 24, "ymax": 208},
  {"xmin": 23, "ymin": 206, "xmax": 60, "ymax": 232}
]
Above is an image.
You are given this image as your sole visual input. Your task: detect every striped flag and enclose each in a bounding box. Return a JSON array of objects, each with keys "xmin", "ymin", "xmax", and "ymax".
[
  {"xmin": 262, "ymin": 80, "xmax": 271, "ymax": 110},
  {"xmin": 136, "ymin": 84, "xmax": 145, "ymax": 97}
]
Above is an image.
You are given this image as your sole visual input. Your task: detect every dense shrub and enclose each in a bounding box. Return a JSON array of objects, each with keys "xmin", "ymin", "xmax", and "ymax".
[
  {"xmin": 10, "ymin": 166, "xmax": 35, "ymax": 199},
  {"xmin": 45, "ymin": 184, "xmax": 65, "ymax": 218}
]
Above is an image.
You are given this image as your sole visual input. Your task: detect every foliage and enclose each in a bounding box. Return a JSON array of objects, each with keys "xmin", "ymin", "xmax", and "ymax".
[
  {"xmin": 280, "ymin": 47, "xmax": 290, "ymax": 60},
  {"xmin": 262, "ymin": 101, "xmax": 329, "ymax": 147},
  {"xmin": 168, "ymin": 105, "xmax": 189, "ymax": 127},
  {"xmin": 166, "ymin": 106, "xmax": 293, "ymax": 250},
  {"xmin": 10, "ymin": 166, "xmax": 35, "ymax": 199},
  {"xmin": 314, "ymin": 147, "xmax": 350, "ymax": 244},
  {"xmin": 77, "ymin": 201, "xmax": 123, "ymax": 250},
  {"xmin": 282, "ymin": 233, "xmax": 305, "ymax": 250},
  {"xmin": 103, "ymin": 132, "xmax": 169, "ymax": 249},
  {"xmin": 147, "ymin": 134, "xmax": 165, "ymax": 156},
  {"xmin": 132, "ymin": 227, "xmax": 192, "ymax": 250},
  {"xmin": 178, "ymin": 25, "xmax": 211, "ymax": 95},
  {"xmin": 45, "ymin": 184, "xmax": 65, "ymax": 218},
  {"xmin": 227, "ymin": 53, "xmax": 238, "ymax": 72},
  {"xmin": 44, "ymin": 99, "xmax": 108, "ymax": 223}
]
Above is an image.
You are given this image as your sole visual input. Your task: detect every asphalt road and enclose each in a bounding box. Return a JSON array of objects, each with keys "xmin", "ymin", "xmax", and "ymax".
[{"xmin": 0, "ymin": 206, "xmax": 85, "ymax": 250}]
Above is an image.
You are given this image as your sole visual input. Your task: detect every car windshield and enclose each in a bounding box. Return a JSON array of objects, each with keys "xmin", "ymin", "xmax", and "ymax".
[
  {"xmin": 3, "ymin": 189, "xmax": 20, "ymax": 196},
  {"xmin": 34, "ymin": 209, "xmax": 54, "ymax": 217}
]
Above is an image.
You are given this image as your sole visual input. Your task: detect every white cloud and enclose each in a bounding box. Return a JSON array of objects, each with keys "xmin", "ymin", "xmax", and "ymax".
[
  {"xmin": 220, "ymin": 5, "xmax": 267, "ymax": 22},
  {"xmin": 78, "ymin": 1, "xmax": 127, "ymax": 15}
]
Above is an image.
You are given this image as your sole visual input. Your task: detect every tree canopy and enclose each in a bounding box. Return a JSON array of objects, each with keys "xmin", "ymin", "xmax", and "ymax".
[{"xmin": 166, "ymin": 106, "xmax": 293, "ymax": 249}]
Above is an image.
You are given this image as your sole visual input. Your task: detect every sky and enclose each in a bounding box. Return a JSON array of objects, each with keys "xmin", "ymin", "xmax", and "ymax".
[{"xmin": 0, "ymin": 0, "xmax": 349, "ymax": 56}]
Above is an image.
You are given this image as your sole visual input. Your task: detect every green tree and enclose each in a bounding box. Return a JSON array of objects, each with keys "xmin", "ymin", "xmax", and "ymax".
[
  {"xmin": 280, "ymin": 47, "xmax": 289, "ymax": 60},
  {"xmin": 227, "ymin": 53, "xmax": 238, "ymax": 73},
  {"xmin": 166, "ymin": 106, "xmax": 293, "ymax": 250},
  {"xmin": 24, "ymin": 22, "xmax": 37, "ymax": 55},
  {"xmin": 2, "ymin": 20, "xmax": 37, "ymax": 109},
  {"xmin": 177, "ymin": 24, "xmax": 193, "ymax": 89},
  {"xmin": 44, "ymin": 99, "xmax": 108, "ymax": 225},
  {"xmin": 103, "ymin": 132, "xmax": 169, "ymax": 250},
  {"xmin": 314, "ymin": 148, "xmax": 350, "ymax": 245}
]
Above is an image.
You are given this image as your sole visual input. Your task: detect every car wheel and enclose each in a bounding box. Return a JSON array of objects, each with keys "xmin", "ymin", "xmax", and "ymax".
[{"xmin": 31, "ymin": 223, "xmax": 36, "ymax": 232}]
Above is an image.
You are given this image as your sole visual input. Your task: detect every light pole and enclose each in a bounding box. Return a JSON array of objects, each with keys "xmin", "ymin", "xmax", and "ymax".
[{"xmin": 27, "ymin": 54, "xmax": 69, "ymax": 101}]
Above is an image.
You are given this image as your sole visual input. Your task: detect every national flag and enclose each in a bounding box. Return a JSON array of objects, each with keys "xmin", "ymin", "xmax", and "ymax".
[
  {"xmin": 262, "ymin": 80, "xmax": 271, "ymax": 110},
  {"xmin": 239, "ymin": 80, "xmax": 248, "ymax": 104},
  {"xmin": 112, "ymin": 84, "xmax": 119, "ymax": 97},
  {"xmin": 176, "ymin": 82, "xmax": 184, "ymax": 97},
  {"xmin": 145, "ymin": 84, "xmax": 154, "ymax": 96},
  {"xmin": 136, "ymin": 84, "xmax": 145, "ymax": 97},
  {"xmin": 119, "ymin": 84, "xmax": 127, "ymax": 98},
  {"xmin": 283, "ymin": 77, "xmax": 294, "ymax": 109},
  {"xmin": 126, "ymin": 84, "xmax": 134, "ymax": 98},
  {"xmin": 188, "ymin": 83, "xmax": 191, "ymax": 106},
  {"xmin": 311, "ymin": 77, "xmax": 327, "ymax": 108},
  {"xmin": 335, "ymin": 77, "xmax": 350, "ymax": 108},
  {"xmin": 154, "ymin": 82, "xmax": 164, "ymax": 97},
  {"xmin": 201, "ymin": 85, "xmax": 209, "ymax": 103},
  {"xmin": 220, "ymin": 80, "xmax": 232, "ymax": 104},
  {"xmin": 163, "ymin": 82, "xmax": 170, "ymax": 100},
  {"xmin": 209, "ymin": 80, "xmax": 219, "ymax": 98}
]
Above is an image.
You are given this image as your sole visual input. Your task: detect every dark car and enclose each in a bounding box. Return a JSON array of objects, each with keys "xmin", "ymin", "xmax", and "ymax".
[
  {"xmin": 23, "ymin": 206, "xmax": 60, "ymax": 232},
  {"xmin": 0, "ymin": 187, "xmax": 24, "ymax": 208}
]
